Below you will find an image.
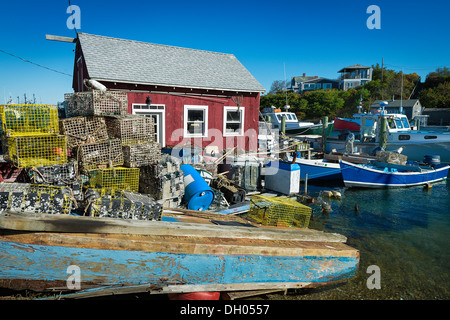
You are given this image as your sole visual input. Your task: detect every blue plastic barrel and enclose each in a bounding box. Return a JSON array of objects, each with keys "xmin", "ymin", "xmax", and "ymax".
[
  {"xmin": 180, "ymin": 164, "xmax": 215, "ymax": 211},
  {"xmin": 424, "ymin": 155, "xmax": 440, "ymax": 166}
]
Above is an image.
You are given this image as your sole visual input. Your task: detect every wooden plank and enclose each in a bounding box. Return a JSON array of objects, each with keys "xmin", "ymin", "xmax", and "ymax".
[
  {"xmin": 45, "ymin": 282, "xmax": 316, "ymax": 300},
  {"xmin": 45, "ymin": 34, "xmax": 77, "ymax": 43},
  {"xmin": 0, "ymin": 231, "xmax": 357, "ymax": 257},
  {"xmin": 0, "ymin": 212, "xmax": 347, "ymax": 243},
  {"xmin": 221, "ymin": 289, "xmax": 285, "ymax": 300}
]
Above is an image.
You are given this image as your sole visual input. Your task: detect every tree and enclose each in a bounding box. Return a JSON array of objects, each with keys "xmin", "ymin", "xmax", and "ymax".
[
  {"xmin": 267, "ymin": 80, "xmax": 288, "ymax": 95},
  {"xmin": 419, "ymin": 82, "xmax": 450, "ymax": 108}
]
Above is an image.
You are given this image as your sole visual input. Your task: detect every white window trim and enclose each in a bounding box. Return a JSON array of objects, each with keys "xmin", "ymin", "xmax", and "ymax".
[
  {"xmin": 132, "ymin": 104, "xmax": 166, "ymax": 147},
  {"xmin": 223, "ymin": 106, "xmax": 245, "ymax": 137},
  {"xmin": 184, "ymin": 105, "xmax": 208, "ymax": 138}
]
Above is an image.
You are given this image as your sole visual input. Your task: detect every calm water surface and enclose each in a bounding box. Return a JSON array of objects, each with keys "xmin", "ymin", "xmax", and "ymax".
[{"xmin": 271, "ymin": 179, "xmax": 450, "ymax": 300}]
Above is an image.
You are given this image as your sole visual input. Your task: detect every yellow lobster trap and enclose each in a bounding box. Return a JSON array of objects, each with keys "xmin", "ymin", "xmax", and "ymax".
[
  {"xmin": 249, "ymin": 195, "xmax": 312, "ymax": 228},
  {"xmin": 0, "ymin": 104, "xmax": 59, "ymax": 136},
  {"xmin": 0, "ymin": 182, "xmax": 74, "ymax": 215},
  {"xmin": 5, "ymin": 134, "xmax": 68, "ymax": 168},
  {"xmin": 88, "ymin": 167, "xmax": 140, "ymax": 192}
]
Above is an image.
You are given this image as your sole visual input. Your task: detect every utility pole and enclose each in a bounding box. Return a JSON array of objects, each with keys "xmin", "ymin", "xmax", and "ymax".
[{"xmin": 381, "ymin": 57, "xmax": 384, "ymax": 82}]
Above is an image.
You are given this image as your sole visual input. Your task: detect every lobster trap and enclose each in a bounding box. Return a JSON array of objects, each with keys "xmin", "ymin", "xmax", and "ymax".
[
  {"xmin": 88, "ymin": 167, "xmax": 139, "ymax": 192},
  {"xmin": 105, "ymin": 115, "xmax": 155, "ymax": 145},
  {"xmin": 59, "ymin": 116, "xmax": 109, "ymax": 148},
  {"xmin": 84, "ymin": 188, "xmax": 162, "ymax": 221},
  {"xmin": 5, "ymin": 134, "xmax": 68, "ymax": 168},
  {"xmin": 0, "ymin": 104, "xmax": 59, "ymax": 136},
  {"xmin": 26, "ymin": 162, "xmax": 83, "ymax": 201},
  {"xmin": 139, "ymin": 155, "xmax": 184, "ymax": 208},
  {"xmin": 0, "ymin": 182, "xmax": 74, "ymax": 215},
  {"xmin": 76, "ymin": 139, "xmax": 123, "ymax": 171},
  {"xmin": 64, "ymin": 90, "xmax": 128, "ymax": 117},
  {"xmin": 123, "ymin": 141, "xmax": 161, "ymax": 168},
  {"xmin": 249, "ymin": 195, "xmax": 312, "ymax": 228}
]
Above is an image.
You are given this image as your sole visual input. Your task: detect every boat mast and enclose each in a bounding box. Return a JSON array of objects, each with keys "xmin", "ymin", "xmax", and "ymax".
[{"xmin": 400, "ymin": 68, "xmax": 403, "ymax": 114}]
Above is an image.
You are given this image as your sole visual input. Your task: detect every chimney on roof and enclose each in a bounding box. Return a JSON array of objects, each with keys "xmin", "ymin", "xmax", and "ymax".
[
  {"xmin": 303, "ymin": 73, "xmax": 306, "ymax": 77},
  {"xmin": 314, "ymin": 76, "xmax": 318, "ymax": 79}
]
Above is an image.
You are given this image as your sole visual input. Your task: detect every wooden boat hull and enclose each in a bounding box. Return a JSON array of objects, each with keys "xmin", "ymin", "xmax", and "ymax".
[
  {"xmin": 0, "ymin": 213, "xmax": 359, "ymax": 295},
  {"xmin": 340, "ymin": 160, "xmax": 450, "ymax": 188}
]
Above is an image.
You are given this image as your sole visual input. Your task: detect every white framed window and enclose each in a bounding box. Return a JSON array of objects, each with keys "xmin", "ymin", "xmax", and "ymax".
[
  {"xmin": 223, "ymin": 106, "xmax": 245, "ymax": 136},
  {"xmin": 184, "ymin": 105, "xmax": 208, "ymax": 138}
]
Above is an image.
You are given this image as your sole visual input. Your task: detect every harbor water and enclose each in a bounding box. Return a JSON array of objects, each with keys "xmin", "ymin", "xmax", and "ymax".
[{"xmin": 270, "ymin": 178, "xmax": 450, "ymax": 300}]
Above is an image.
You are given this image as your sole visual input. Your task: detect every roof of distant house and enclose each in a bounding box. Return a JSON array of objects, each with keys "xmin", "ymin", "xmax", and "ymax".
[
  {"xmin": 76, "ymin": 32, "xmax": 265, "ymax": 93},
  {"xmin": 338, "ymin": 64, "xmax": 371, "ymax": 73},
  {"xmin": 370, "ymin": 99, "xmax": 421, "ymax": 108}
]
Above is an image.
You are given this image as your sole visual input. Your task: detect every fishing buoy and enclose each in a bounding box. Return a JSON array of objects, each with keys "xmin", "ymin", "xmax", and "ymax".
[
  {"xmin": 180, "ymin": 164, "xmax": 215, "ymax": 211},
  {"xmin": 323, "ymin": 191, "xmax": 333, "ymax": 198},
  {"xmin": 321, "ymin": 202, "xmax": 332, "ymax": 214},
  {"xmin": 423, "ymin": 183, "xmax": 432, "ymax": 190},
  {"xmin": 332, "ymin": 191, "xmax": 342, "ymax": 199}
]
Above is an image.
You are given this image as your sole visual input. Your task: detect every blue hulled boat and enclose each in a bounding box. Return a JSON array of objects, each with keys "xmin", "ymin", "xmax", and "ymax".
[
  {"xmin": 0, "ymin": 212, "xmax": 359, "ymax": 298},
  {"xmin": 339, "ymin": 160, "xmax": 449, "ymax": 188}
]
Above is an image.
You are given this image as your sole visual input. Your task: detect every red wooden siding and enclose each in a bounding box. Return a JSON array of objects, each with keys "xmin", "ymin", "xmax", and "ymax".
[{"xmin": 126, "ymin": 90, "xmax": 260, "ymax": 152}]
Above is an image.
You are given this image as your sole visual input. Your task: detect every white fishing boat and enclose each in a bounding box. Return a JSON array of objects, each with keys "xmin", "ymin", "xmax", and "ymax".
[
  {"xmin": 261, "ymin": 106, "xmax": 318, "ymax": 134},
  {"xmin": 327, "ymin": 110, "xmax": 450, "ymax": 163}
]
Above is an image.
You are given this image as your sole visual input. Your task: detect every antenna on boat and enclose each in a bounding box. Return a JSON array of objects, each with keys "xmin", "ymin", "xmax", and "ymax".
[
  {"xmin": 284, "ymin": 63, "xmax": 289, "ymax": 109},
  {"xmin": 400, "ymin": 68, "xmax": 404, "ymax": 114}
]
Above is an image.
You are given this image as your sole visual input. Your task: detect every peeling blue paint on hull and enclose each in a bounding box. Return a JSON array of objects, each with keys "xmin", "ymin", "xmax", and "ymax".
[{"xmin": 0, "ymin": 240, "xmax": 358, "ymax": 289}]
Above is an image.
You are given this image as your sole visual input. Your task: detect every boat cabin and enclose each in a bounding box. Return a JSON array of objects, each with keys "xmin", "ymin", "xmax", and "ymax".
[
  {"xmin": 261, "ymin": 107, "xmax": 300, "ymax": 130},
  {"xmin": 348, "ymin": 112, "xmax": 411, "ymax": 143}
]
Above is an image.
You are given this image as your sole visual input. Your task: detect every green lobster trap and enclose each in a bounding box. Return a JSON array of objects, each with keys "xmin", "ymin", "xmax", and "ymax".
[
  {"xmin": 64, "ymin": 90, "xmax": 128, "ymax": 117},
  {"xmin": 0, "ymin": 182, "xmax": 74, "ymax": 215},
  {"xmin": 88, "ymin": 167, "xmax": 139, "ymax": 192},
  {"xmin": 59, "ymin": 116, "xmax": 109, "ymax": 148},
  {"xmin": 84, "ymin": 188, "xmax": 162, "ymax": 221},
  {"xmin": 123, "ymin": 141, "xmax": 161, "ymax": 168},
  {"xmin": 76, "ymin": 139, "xmax": 123, "ymax": 171},
  {"xmin": 105, "ymin": 115, "xmax": 155, "ymax": 146},
  {"xmin": 0, "ymin": 104, "xmax": 59, "ymax": 136},
  {"xmin": 249, "ymin": 195, "xmax": 312, "ymax": 228},
  {"xmin": 5, "ymin": 134, "xmax": 68, "ymax": 168}
]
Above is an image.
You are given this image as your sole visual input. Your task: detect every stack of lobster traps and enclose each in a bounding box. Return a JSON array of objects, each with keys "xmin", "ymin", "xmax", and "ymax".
[{"xmin": 0, "ymin": 90, "xmax": 163, "ymax": 221}]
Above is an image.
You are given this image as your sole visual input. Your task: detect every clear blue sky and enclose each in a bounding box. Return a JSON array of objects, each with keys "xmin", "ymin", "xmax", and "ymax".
[{"xmin": 0, "ymin": 0, "xmax": 448, "ymax": 104}]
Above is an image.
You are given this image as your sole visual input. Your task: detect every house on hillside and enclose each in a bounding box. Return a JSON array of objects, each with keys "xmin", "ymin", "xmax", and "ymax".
[
  {"xmin": 72, "ymin": 32, "xmax": 265, "ymax": 151},
  {"xmin": 287, "ymin": 74, "xmax": 317, "ymax": 92},
  {"xmin": 369, "ymin": 99, "xmax": 422, "ymax": 120},
  {"xmin": 338, "ymin": 64, "xmax": 372, "ymax": 90},
  {"xmin": 299, "ymin": 77, "xmax": 339, "ymax": 93}
]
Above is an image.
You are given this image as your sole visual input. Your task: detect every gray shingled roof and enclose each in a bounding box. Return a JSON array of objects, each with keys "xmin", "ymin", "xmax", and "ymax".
[
  {"xmin": 338, "ymin": 64, "xmax": 371, "ymax": 73},
  {"xmin": 370, "ymin": 99, "xmax": 420, "ymax": 108},
  {"xmin": 77, "ymin": 33, "xmax": 265, "ymax": 93}
]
